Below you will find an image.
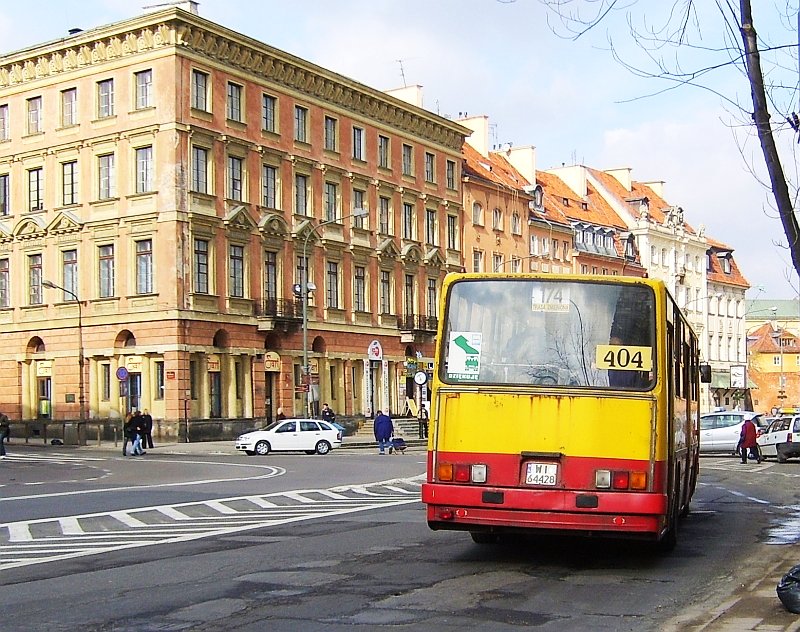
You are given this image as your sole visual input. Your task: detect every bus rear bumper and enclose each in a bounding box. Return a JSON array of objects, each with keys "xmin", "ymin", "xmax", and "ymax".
[{"xmin": 422, "ymin": 482, "xmax": 666, "ymax": 536}]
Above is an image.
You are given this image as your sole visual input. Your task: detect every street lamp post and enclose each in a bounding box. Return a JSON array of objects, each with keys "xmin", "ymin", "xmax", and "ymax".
[
  {"xmin": 300, "ymin": 207, "xmax": 368, "ymax": 417},
  {"xmin": 42, "ymin": 279, "xmax": 86, "ymax": 445}
]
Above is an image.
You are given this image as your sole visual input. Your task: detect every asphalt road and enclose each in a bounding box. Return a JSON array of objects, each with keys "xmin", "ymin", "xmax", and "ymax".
[{"xmin": 1, "ymin": 446, "xmax": 798, "ymax": 631}]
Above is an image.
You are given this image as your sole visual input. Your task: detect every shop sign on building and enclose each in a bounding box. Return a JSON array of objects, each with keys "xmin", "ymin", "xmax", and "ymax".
[
  {"xmin": 36, "ymin": 360, "xmax": 52, "ymax": 377},
  {"xmin": 368, "ymin": 339, "xmax": 383, "ymax": 361},
  {"xmin": 125, "ymin": 355, "xmax": 143, "ymax": 373},
  {"xmin": 207, "ymin": 355, "xmax": 221, "ymax": 372},
  {"xmin": 263, "ymin": 351, "xmax": 281, "ymax": 372}
]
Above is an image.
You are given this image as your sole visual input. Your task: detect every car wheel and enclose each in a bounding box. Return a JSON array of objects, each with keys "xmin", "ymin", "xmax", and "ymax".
[
  {"xmin": 315, "ymin": 440, "xmax": 331, "ymax": 455},
  {"xmin": 255, "ymin": 440, "xmax": 270, "ymax": 456},
  {"xmin": 244, "ymin": 450, "xmax": 255, "ymax": 456}
]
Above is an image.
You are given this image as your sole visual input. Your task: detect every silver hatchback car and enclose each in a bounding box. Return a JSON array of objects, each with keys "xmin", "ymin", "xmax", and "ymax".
[{"xmin": 699, "ymin": 411, "xmax": 765, "ymax": 454}]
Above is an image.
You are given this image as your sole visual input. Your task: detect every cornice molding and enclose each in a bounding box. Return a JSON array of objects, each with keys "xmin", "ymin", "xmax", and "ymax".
[{"xmin": 0, "ymin": 9, "xmax": 468, "ymax": 152}]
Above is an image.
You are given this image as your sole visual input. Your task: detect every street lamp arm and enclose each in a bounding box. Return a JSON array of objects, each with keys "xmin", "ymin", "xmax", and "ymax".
[
  {"xmin": 300, "ymin": 208, "xmax": 368, "ymax": 417},
  {"xmin": 42, "ymin": 279, "xmax": 86, "ymax": 432}
]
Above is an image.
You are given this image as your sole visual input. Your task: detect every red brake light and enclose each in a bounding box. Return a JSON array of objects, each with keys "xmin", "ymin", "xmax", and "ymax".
[
  {"xmin": 454, "ymin": 464, "xmax": 470, "ymax": 482},
  {"xmin": 612, "ymin": 471, "xmax": 630, "ymax": 489}
]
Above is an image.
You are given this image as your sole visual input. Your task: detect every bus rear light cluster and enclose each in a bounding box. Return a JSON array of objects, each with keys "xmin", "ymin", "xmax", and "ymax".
[
  {"xmin": 437, "ymin": 462, "xmax": 487, "ymax": 484},
  {"xmin": 595, "ymin": 469, "xmax": 647, "ymax": 490}
]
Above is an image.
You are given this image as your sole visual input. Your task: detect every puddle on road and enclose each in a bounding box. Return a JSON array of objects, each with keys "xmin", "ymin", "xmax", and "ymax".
[{"xmin": 765, "ymin": 505, "xmax": 800, "ymax": 544}]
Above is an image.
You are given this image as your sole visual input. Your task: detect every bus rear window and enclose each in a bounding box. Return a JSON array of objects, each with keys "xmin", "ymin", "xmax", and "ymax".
[{"xmin": 441, "ymin": 279, "xmax": 655, "ymax": 390}]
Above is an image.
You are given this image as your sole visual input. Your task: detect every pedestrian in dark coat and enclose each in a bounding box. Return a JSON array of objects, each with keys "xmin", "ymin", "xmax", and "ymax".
[
  {"xmin": 373, "ymin": 410, "xmax": 393, "ymax": 455},
  {"xmin": 0, "ymin": 412, "xmax": 10, "ymax": 458},
  {"xmin": 122, "ymin": 413, "xmax": 135, "ymax": 456},
  {"xmin": 141, "ymin": 409, "xmax": 154, "ymax": 449},
  {"xmin": 738, "ymin": 417, "xmax": 760, "ymax": 464}
]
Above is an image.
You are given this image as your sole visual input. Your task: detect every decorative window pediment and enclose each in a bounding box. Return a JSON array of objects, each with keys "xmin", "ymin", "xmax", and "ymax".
[
  {"xmin": 258, "ymin": 212, "xmax": 288, "ymax": 237},
  {"xmin": 13, "ymin": 215, "xmax": 46, "ymax": 240},
  {"xmin": 223, "ymin": 204, "xmax": 256, "ymax": 233},
  {"xmin": 46, "ymin": 210, "xmax": 83, "ymax": 236}
]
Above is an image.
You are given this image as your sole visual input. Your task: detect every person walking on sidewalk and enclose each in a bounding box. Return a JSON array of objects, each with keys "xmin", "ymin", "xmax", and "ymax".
[
  {"xmin": 131, "ymin": 411, "xmax": 146, "ymax": 456},
  {"xmin": 141, "ymin": 409, "xmax": 154, "ymax": 449},
  {"xmin": 122, "ymin": 413, "xmax": 135, "ymax": 456},
  {"xmin": 738, "ymin": 416, "xmax": 760, "ymax": 464},
  {"xmin": 373, "ymin": 410, "xmax": 393, "ymax": 455},
  {"xmin": 0, "ymin": 412, "xmax": 10, "ymax": 458}
]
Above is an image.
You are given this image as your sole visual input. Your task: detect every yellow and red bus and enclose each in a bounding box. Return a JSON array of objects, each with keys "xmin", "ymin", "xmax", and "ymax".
[{"xmin": 422, "ymin": 273, "xmax": 709, "ymax": 549}]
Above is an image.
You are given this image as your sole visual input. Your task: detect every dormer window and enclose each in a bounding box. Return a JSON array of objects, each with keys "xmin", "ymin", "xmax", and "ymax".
[
  {"xmin": 719, "ymin": 254, "xmax": 732, "ymax": 274},
  {"xmin": 532, "ymin": 185, "xmax": 544, "ymax": 211},
  {"xmin": 562, "ymin": 197, "xmax": 570, "ymax": 207},
  {"xmin": 581, "ymin": 201, "xmax": 588, "ymax": 210}
]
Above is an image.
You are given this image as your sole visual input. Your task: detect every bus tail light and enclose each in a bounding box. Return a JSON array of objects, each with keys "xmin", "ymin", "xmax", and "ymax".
[
  {"xmin": 438, "ymin": 463, "xmax": 454, "ymax": 481},
  {"xmin": 437, "ymin": 462, "xmax": 488, "ymax": 483},
  {"xmin": 595, "ymin": 469, "xmax": 647, "ymax": 490},
  {"xmin": 612, "ymin": 471, "xmax": 629, "ymax": 489}
]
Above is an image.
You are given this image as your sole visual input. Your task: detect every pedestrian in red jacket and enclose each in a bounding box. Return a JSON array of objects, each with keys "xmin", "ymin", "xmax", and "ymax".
[{"xmin": 738, "ymin": 418, "xmax": 760, "ymax": 464}]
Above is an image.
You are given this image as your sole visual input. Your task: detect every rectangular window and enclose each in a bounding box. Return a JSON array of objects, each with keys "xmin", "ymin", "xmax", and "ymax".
[
  {"xmin": 190, "ymin": 360, "xmax": 198, "ymax": 399},
  {"xmin": 27, "ymin": 97, "xmax": 42, "ymax": 134},
  {"xmin": 511, "ymin": 212, "xmax": 521, "ymax": 235},
  {"xmin": 378, "ymin": 135, "xmax": 390, "ymax": 169},
  {"xmin": 62, "ymin": 161, "xmax": 78, "ymax": 205},
  {"xmin": 154, "ymin": 361, "xmax": 165, "ymax": 400},
  {"xmin": 324, "ymin": 182, "xmax": 338, "ymax": 221},
  {"xmin": 229, "ymin": 244, "xmax": 244, "ymax": 298},
  {"xmin": 379, "ymin": 196, "xmax": 390, "ymax": 234},
  {"xmin": 324, "ymin": 116, "xmax": 337, "ymax": 151},
  {"xmin": 492, "ymin": 208, "xmax": 503, "ymax": 230},
  {"xmin": 427, "ymin": 278, "xmax": 437, "ymax": 318},
  {"xmin": 353, "ymin": 189, "xmax": 366, "ymax": 228},
  {"xmin": 380, "ymin": 270, "xmax": 391, "ymax": 314},
  {"xmin": 191, "ymin": 70, "xmax": 208, "ymax": 111},
  {"xmin": 296, "ymin": 255, "xmax": 308, "ymax": 287},
  {"xmin": 404, "ymin": 274, "xmax": 415, "ymax": 315},
  {"xmin": 0, "ymin": 173, "xmax": 9, "ymax": 215},
  {"xmin": 28, "ymin": 168, "xmax": 43, "ymax": 211},
  {"xmin": 97, "ymin": 79, "xmax": 114, "ymax": 118},
  {"xmin": 354, "ymin": 265, "xmax": 366, "ymax": 312},
  {"xmin": 136, "ymin": 239, "xmax": 153, "ymax": 294},
  {"xmin": 28, "ymin": 254, "xmax": 42, "ymax": 305},
  {"xmin": 98, "ymin": 153, "xmax": 116, "ymax": 199},
  {"xmin": 228, "ymin": 155, "xmax": 243, "ymax": 201},
  {"xmin": 0, "ymin": 104, "xmax": 8, "ymax": 141},
  {"xmin": 425, "ymin": 209, "xmax": 437, "ymax": 245},
  {"xmin": 262, "ymin": 94, "xmax": 276, "ymax": 132},
  {"xmin": 101, "ymin": 364, "xmax": 111, "ymax": 401},
  {"xmin": 424, "ymin": 152, "xmax": 435, "ymax": 183},
  {"xmin": 194, "ymin": 238, "xmax": 209, "ymax": 294},
  {"xmin": 98, "ymin": 244, "xmax": 114, "ymax": 298},
  {"xmin": 295, "ymin": 174, "xmax": 308, "ymax": 215},
  {"xmin": 472, "ymin": 250, "xmax": 483, "ymax": 273},
  {"xmin": 191, "ymin": 146, "xmax": 208, "ymax": 194},
  {"xmin": 135, "ymin": 146, "xmax": 153, "ymax": 194},
  {"xmin": 352, "ymin": 126, "xmax": 364, "ymax": 161},
  {"xmin": 262, "ymin": 164, "xmax": 277, "ymax": 208},
  {"xmin": 0, "ymin": 258, "xmax": 8, "ymax": 308},
  {"xmin": 134, "ymin": 70, "xmax": 153, "ymax": 109},
  {"xmin": 447, "ymin": 215, "xmax": 458, "ymax": 250},
  {"xmin": 62, "ymin": 249, "xmax": 78, "ymax": 300},
  {"xmin": 402, "ymin": 144, "xmax": 413, "ymax": 176},
  {"xmin": 227, "ymin": 82, "xmax": 242, "ymax": 121},
  {"xmin": 492, "ymin": 253, "xmax": 504, "ymax": 273},
  {"xmin": 294, "ymin": 105, "xmax": 308, "ymax": 143},
  {"xmin": 264, "ymin": 251, "xmax": 277, "ymax": 302},
  {"xmin": 446, "ymin": 159, "xmax": 456, "ymax": 189},
  {"xmin": 402, "ymin": 202, "xmax": 414, "ymax": 239},
  {"xmin": 326, "ymin": 261, "xmax": 339, "ymax": 309}
]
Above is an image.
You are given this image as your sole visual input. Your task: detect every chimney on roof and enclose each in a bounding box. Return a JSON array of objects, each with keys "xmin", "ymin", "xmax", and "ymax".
[
  {"xmin": 460, "ymin": 115, "xmax": 491, "ymax": 157},
  {"xmin": 640, "ymin": 180, "xmax": 665, "ymax": 197},
  {"xmin": 605, "ymin": 168, "xmax": 633, "ymax": 192}
]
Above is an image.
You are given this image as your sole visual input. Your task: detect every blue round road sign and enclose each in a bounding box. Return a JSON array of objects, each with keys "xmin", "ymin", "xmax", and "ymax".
[{"xmin": 116, "ymin": 367, "xmax": 129, "ymax": 381}]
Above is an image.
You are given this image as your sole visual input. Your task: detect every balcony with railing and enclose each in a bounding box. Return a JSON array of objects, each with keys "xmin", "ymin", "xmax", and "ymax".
[
  {"xmin": 255, "ymin": 298, "xmax": 303, "ymax": 331},
  {"xmin": 398, "ymin": 313, "xmax": 438, "ymax": 334}
]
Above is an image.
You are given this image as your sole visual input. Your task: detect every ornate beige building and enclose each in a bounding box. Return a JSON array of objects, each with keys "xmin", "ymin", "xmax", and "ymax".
[{"xmin": 0, "ymin": 7, "xmax": 467, "ymax": 436}]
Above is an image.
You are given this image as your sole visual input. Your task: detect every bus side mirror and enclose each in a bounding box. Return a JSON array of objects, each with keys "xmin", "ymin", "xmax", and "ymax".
[{"xmin": 699, "ymin": 363, "xmax": 712, "ymax": 384}]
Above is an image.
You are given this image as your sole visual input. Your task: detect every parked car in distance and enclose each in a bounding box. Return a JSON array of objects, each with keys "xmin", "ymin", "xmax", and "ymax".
[
  {"xmin": 235, "ymin": 418, "xmax": 342, "ymax": 456},
  {"xmin": 699, "ymin": 410, "xmax": 765, "ymax": 454},
  {"xmin": 757, "ymin": 415, "xmax": 800, "ymax": 462}
]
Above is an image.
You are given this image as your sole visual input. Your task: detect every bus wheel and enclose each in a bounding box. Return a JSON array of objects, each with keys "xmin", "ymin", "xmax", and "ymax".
[
  {"xmin": 470, "ymin": 531, "xmax": 499, "ymax": 544},
  {"xmin": 657, "ymin": 494, "xmax": 680, "ymax": 553}
]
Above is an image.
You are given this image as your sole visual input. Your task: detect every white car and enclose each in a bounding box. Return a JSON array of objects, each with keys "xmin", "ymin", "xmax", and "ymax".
[
  {"xmin": 235, "ymin": 418, "xmax": 342, "ymax": 456},
  {"xmin": 699, "ymin": 411, "xmax": 765, "ymax": 453},
  {"xmin": 757, "ymin": 415, "xmax": 800, "ymax": 462}
]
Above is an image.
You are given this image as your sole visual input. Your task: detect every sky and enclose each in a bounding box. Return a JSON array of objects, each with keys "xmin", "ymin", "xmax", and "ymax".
[{"xmin": 0, "ymin": 0, "xmax": 798, "ymax": 299}]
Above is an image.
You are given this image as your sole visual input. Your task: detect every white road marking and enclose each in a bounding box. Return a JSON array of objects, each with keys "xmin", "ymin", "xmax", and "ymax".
[{"xmin": 0, "ymin": 477, "xmax": 423, "ymax": 571}]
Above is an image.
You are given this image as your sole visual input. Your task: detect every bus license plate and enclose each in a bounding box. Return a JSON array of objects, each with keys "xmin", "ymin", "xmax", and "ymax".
[{"xmin": 526, "ymin": 462, "xmax": 557, "ymax": 486}]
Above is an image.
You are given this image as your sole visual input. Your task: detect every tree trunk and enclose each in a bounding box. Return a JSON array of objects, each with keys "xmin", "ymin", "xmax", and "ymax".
[{"xmin": 739, "ymin": 0, "xmax": 800, "ymax": 276}]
